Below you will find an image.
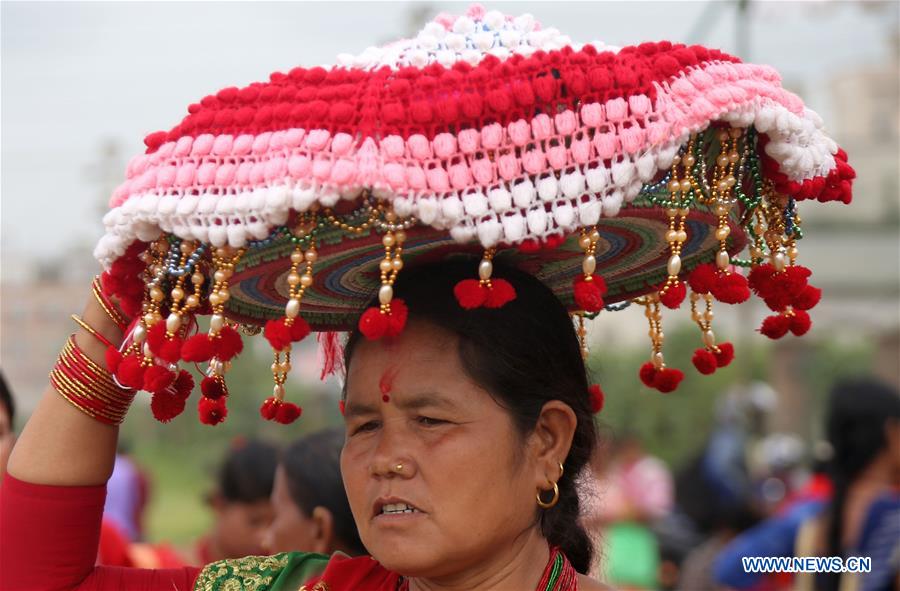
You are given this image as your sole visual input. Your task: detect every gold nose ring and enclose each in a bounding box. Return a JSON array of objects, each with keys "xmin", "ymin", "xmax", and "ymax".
[{"xmin": 393, "ymin": 463, "xmax": 404, "ymax": 473}]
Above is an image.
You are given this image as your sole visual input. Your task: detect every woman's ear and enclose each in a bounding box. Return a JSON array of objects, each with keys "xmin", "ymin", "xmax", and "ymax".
[
  {"xmin": 310, "ymin": 506, "xmax": 335, "ymax": 555},
  {"xmin": 529, "ymin": 400, "xmax": 577, "ymax": 483}
]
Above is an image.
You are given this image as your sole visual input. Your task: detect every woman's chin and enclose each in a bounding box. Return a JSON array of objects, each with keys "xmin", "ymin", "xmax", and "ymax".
[{"xmin": 368, "ymin": 542, "xmax": 443, "ymax": 577}]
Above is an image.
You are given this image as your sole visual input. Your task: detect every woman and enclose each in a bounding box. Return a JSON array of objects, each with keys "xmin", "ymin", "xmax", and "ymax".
[
  {"xmin": 0, "ymin": 5, "xmax": 853, "ymax": 590},
  {"xmin": 1, "ymin": 261, "xmax": 602, "ymax": 590},
  {"xmin": 264, "ymin": 428, "xmax": 365, "ymax": 556}
]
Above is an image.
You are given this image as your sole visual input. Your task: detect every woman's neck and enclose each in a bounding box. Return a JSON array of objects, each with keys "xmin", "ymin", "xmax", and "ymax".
[{"xmin": 407, "ymin": 529, "xmax": 551, "ymax": 591}]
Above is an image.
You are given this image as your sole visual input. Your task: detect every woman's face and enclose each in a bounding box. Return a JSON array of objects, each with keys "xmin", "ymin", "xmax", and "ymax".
[
  {"xmin": 263, "ymin": 464, "xmax": 324, "ymax": 554},
  {"xmin": 341, "ymin": 321, "xmax": 542, "ymax": 577}
]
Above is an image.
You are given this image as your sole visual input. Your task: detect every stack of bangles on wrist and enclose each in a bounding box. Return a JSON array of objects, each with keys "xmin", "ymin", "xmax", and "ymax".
[
  {"xmin": 50, "ymin": 333, "xmax": 135, "ymax": 425},
  {"xmin": 91, "ymin": 276, "xmax": 129, "ymax": 331}
]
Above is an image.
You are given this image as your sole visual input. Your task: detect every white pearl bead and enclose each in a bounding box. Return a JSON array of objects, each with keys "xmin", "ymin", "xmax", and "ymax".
[
  {"xmin": 273, "ymin": 384, "xmax": 285, "ymax": 398},
  {"xmin": 279, "ymin": 362, "xmax": 291, "ymax": 373},
  {"xmin": 703, "ymin": 330, "xmax": 716, "ymax": 348},
  {"xmin": 143, "ymin": 342, "xmax": 152, "ymax": 358},
  {"xmin": 290, "ymin": 252, "xmax": 304, "ymax": 264},
  {"xmin": 392, "ymin": 258, "xmax": 403, "ymax": 271},
  {"xmin": 285, "ymin": 298, "xmax": 301, "ymax": 318},
  {"xmin": 579, "ymin": 235, "xmax": 591, "ymax": 249},
  {"xmin": 299, "ymin": 274, "xmax": 313, "ymax": 287},
  {"xmin": 676, "ymin": 230, "xmax": 687, "ymax": 243},
  {"xmin": 652, "ymin": 352, "xmax": 665, "ymax": 368},
  {"xmin": 715, "ymin": 226, "xmax": 731, "ymax": 241},
  {"xmin": 665, "ymin": 230, "xmax": 678, "ymax": 243},
  {"xmin": 717, "ymin": 154, "xmax": 729, "ymax": 167},
  {"xmin": 305, "ymin": 250, "xmax": 318, "ymax": 263},
  {"xmin": 667, "ymin": 254, "xmax": 682, "ymax": 276},
  {"xmin": 680, "ymin": 179, "xmax": 691, "ymax": 193},
  {"xmin": 479, "ymin": 260, "xmax": 493, "ymax": 281},
  {"xmin": 166, "ymin": 314, "xmax": 182, "ymax": 333},
  {"xmin": 716, "ymin": 250, "xmax": 731, "ymax": 269},
  {"xmin": 288, "ymin": 272, "xmax": 301, "ymax": 286},
  {"xmin": 210, "ymin": 314, "xmax": 225, "ymax": 332},
  {"xmin": 133, "ymin": 324, "xmax": 147, "ymax": 343},
  {"xmin": 218, "ymin": 290, "xmax": 230, "ymax": 302},
  {"xmin": 214, "ymin": 270, "xmax": 227, "ymax": 283},
  {"xmin": 396, "ymin": 231, "xmax": 407, "ymax": 243},
  {"xmin": 590, "ymin": 230, "xmax": 600, "ymax": 243},
  {"xmin": 209, "ymin": 292, "xmax": 221, "ymax": 307},
  {"xmin": 773, "ymin": 251, "xmax": 787, "ymax": 272},
  {"xmin": 150, "ymin": 287, "xmax": 164, "ymax": 302},
  {"xmin": 378, "ymin": 285, "xmax": 393, "ymax": 305},
  {"xmin": 192, "ymin": 272, "xmax": 205, "ymax": 285},
  {"xmin": 382, "ymin": 234, "xmax": 396, "ymax": 247},
  {"xmin": 186, "ymin": 295, "xmax": 200, "ymax": 308},
  {"xmin": 380, "ymin": 259, "xmax": 392, "ymax": 273},
  {"xmin": 582, "ymin": 255, "xmax": 597, "ymax": 275}
]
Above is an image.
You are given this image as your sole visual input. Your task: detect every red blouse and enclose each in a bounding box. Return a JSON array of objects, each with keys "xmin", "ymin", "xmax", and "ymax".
[{"xmin": 0, "ymin": 474, "xmax": 201, "ymax": 591}]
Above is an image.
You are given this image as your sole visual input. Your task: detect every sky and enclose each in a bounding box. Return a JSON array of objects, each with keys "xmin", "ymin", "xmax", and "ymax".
[{"xmin": 1, "ymin": 1, "xmax": 896, "ymax": 277}]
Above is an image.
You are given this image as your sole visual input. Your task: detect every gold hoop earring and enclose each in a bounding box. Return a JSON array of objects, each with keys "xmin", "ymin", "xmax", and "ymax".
[{"xmin": 536, "ymin": 480, "xmax": 559, "ymax": 509}]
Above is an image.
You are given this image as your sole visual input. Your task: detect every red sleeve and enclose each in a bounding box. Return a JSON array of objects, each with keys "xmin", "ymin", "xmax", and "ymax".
[{"xmin": 0, "ymin": 474, "xmax": 202, "ymax": 591}]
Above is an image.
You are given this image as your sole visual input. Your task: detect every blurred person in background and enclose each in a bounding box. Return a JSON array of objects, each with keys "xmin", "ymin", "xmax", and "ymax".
[
  {"xmin": 582, "ymin": 432, "xmax": 674, "ymax": 590},
  {"xmin": 0, "ymin": 371, "xmax": 17, "ymax": 484},
  {"xmin": 263, "ymin": 428, "xmax": 365, "ymax": 556},
  {"xmin": 714, "ymin": 378, "xmax": 900, "ymax": 591},
  {"xmin": 194, "ymin": 438, "xmax": 279, "ymax": 564}
]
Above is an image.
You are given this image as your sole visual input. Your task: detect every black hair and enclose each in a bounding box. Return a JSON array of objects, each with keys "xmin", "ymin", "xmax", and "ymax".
[
  {"xmin": 0, "ymin": 370, "xmax": 15, "ymax": 428},
  {"xmin": 344, "ymin": 259, "xmax": 597, "ymax": 574},
  {"xmin": 281, "ymin": 428, "xmax": 366, "ymax": 555},
  {"xmin": 821, "ymin": 378, "xmax": 900, "ymax": 591},
  {"xmin": 217, "ymin": 439, "xmax": 279, "ymax": 504}
]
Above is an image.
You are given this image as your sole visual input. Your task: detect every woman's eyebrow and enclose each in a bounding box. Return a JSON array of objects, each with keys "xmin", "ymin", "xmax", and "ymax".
[
  {"xmin": 342, "ymin": 401, "xmax": 378, "ymax": 419},
  {"xmin": 395, "ymin": 392, "xmax": 458, "ymax": 412}
]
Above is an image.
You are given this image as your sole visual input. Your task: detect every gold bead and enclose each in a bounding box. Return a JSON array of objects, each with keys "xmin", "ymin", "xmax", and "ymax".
[
  {"xmin": 287, "ymin": 272, "xmax": 302, "ymax": 286},
  {"xmin": 290, "ymin": 251, "xmax": 304, "ymax": 264},
  {"xmin": 299, "ymin": 274, "xmax": 313, "ymax": 287}
]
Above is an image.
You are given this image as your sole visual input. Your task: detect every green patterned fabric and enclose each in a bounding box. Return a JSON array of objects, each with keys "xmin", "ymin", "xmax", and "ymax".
[{"xmin": 193, "ymin": 551, "xmax": 333, "ymax": 591}]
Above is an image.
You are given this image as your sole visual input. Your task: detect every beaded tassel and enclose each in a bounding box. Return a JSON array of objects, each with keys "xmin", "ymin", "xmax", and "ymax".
[
  {"xmin": 637, "ymin": 297, "xmax": 684, "ymax": 393},
  {"xmin": 572, "ymin": 226, "xmax": 607, "ymax": 313},
  {"xmin": 657, "ymin": 144, "xmax": 693, "ymax": 309},
  {"xmin": 453, "ymin": 248, "xmax": 517, "ymax": 309},
  {"xmin": 689, "ymin": 292, "xmax": 734, "ymax": 375},
  {"xmin": 359, "ymin": 210, "xmax": 408, "ymax": 340}
]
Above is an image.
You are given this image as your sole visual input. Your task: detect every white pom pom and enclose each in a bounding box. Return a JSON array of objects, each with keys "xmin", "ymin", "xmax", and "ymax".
[
  {"xmin": 139, "ymin": 193, "xmax": 160, "ymax": 215},
  {"xmin": 158, "ymin": 194, "xmax": 179, "ymax": 215},
  {"xmin": 537, "ymin": 175, "xmax": 559, "ymax": 202},
  {"xmin": 585, "ymin": 167, "xmax": 611, "ymax": 192},
  {"xmin": 560, "ymin": 171, "xmax": 586, "ymax": 199},
  {"xmin": 462, "ymin": 49, "xmax": 482, "ymax": 65},
  {"xmin": 416, "ymin": 33, "xmax": 439, "ymax": 51},
  {"xmin": 488, "ymin": 187, "xmax": 512, "ymax": 213},
  {"xmin": 499, "ymin": 29, "xmax": 522, "ymax": 47},
  {"xmin": 292, "ymin": 185, "xmax": 318, "ymax": 212},
  {"xmin": 601, "ymin": 191, "xmax": 624, "ymax": 217},
  {"xmin": 578, "ymin": 199, "xmax": 602, "ymax": 225},
  {"xmin": 319, "ymin": 189, "xmax": 341, "ymax": 208},
  {"xmin": 463, "ymin": 191, "xmax": 489, "ymax": 217},
  {"xmin": 656, "ymin": 145, "xmax": 678, "ymax": 170},
  {"xmin": 198, "ymin": 193, "xmax": 218, "ymax": 214},
  {"xmin": 611, "ymin": 160, "xmax": 635, "ymax": 187},
  {"xmin": 417, "ymin": 197, "xmax": 439, "ymax": 225},
  {"xmin": 474, "ymin": 31, "xmax": 494, "ymax": 51},
  {"xmin": 526, "ymin": 206, "xmax": 548, "ymax": 234},
  {"xmin": 753, "ymin": 106, "xmax": 777, "ymax": 133},
  {"xmin": 625, "ymin": 180, "xmax": 643, "ymax": 203},
  {"xmin": 512, "ymin": 179, "xmax": 536, "ymax": 208},
  {"xmin": 484, "ymin": 10, "xmax": 505, "ymax": 28},
  {"xmin": 249, "ymin": 188, "xmax": 267, "ymax": 211},
  {"xmin": 265, "ymin": 184, "xmax": 291, "ymax": 210},
  {"xmin": 552, "ymin": 202, "xmax": 576, "ymax": 228},
  {"xmin": 445, "ymin": 33, "xmax": 466, "ymax": 51},
  {"xmin": 188, "ymin": 222, "xmax": 209, "ymax": 244},
  {"xmin": 227, "ymin": 224, "xmax": 248, "ymax": 248},
  {"xmin": 441, "ymin": 195, "xmax": 464, "ymax": 223},
  {"xmin": 247, "ymin": 221, "xmax": 270, "ymax": 240},
  {"xmin": 408, "ymin": 49, "xmax": 428, "ymax": 68},
  {"xmin": 450, "ymin": 224, "xmax": 476, "ymax": 243},
  {"xmin": 215, "ymin": 194, "xmax": 236, "ymax": 216},
  {"xmin": 476, "ymin": 218, "xmax": 503, "ymax": 248},
  {"xmin": 453, "ymin": 15, "xmax": 475, "ymax": 34},
  {"xmin": 393, "ymin": 197, "xmax": 413, "ymax": 218},
  {"xmin": 501, "ymin": 213, "xmax": 527, "ymax": 242},
  {"xmin": 102, "ymin": 208, "xmax": 120, "ymax": 228},
  {"xmin": 134, "ymin": 221, "xmax": 161, "ymax": 242},
  {"xmin": 208, "ymin": 225, "xmax": 228, "ymax": 247},
  {"xmin": 175, "ymin": 194, "xmax": 199, "ymax": 216},
  {"xmin": 635, "ymin": 153, "xmax": 657, "ymax": 182},
  {"xmin": 514, "ymin": 13, "xmax": 536, "ymax": 32},
  {"xmin": 423, "ymin": 21, "xmax": 446, "ymax": 39}
]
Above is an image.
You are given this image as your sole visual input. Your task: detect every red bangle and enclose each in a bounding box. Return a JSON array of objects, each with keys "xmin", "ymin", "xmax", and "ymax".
[{"xmin": 50, "ymin": 335, "xmax": 135, "ymax": 425}]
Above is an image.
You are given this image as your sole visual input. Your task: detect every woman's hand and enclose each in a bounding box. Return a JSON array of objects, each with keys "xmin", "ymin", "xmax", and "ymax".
[{"xmin": 6, "ymin": 282, "xmax": 128, "ymax": 486}]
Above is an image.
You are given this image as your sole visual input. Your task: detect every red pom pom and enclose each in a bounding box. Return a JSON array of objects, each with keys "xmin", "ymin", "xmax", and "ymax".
[
  {"xmin": 198, "ymin": 396, "xmax": 228, "ymax": 426},
  {"xmin": 654, "ymin": 367, "xmax": 684, "ymax": 393},
  {"xmin": 146, "ymin": 322, "xmax": 167, "ymax": 353},
  {"xmin": 659, "ymin": 281, "xmax": 686, "ymax": 309},
  {"xmin": 574, "ymin": 275, "xmax": 606, "ymax": 313},
  {"xmin": 748, "ymin": 263, "xmax": 777, "ymax": 295},
  {"xmin": 639, "ymin": 362, "xmax": 658, "ymax": 387},
  {"xmin": 147, "ymin": 322, "xmax": 183, "ymax": 363},
  {"xmin": 200, "ymin": 376, "xmax": 227, "ymax": 400},
  {"xmin": 118, "ymin": 297, "xmax": 142, "ymax": 320},
  {"xmin": 484, "ymin": 279, "xmax": 517, "ymax": 308},
  {"xmin": 384, "ymin": 299, "xmax": 408, "ymax": 338},
  {"xmin": 692, "ymin": 348, "xmax": 718, "ymax": 375},
  {"xmin": 517, "ymin": 239, "xmax": 541, "ymax": 253},
  {"xmin": 105, "ymin": 347, "xmax": 123, "ymax": 374},
  {"xmin": 714, "ymin": 342, "xmax": 735, "ymax": 368},
  {"xmin": 150, "ymin": 390, "xmax": 187, "ymax": 423},
  {"xmin": 143, "ymin": 365, "xmax": 176, "ymax": 394},
  {"xmin": 216, "ymin": 325, "xmax": 244, "ymax": 361},
  {"xmin": 181, "ymin": 334, "xmax": 215, "ymax": 362},
  {"xmin": 783, "ymin": 265, "xmax": 812, "ymax": 292},
  {"xmin": 688, "ymin": 264, "xmax": 717, "ymax": 294},
  {"xmin": 359, "ymin": 307, "xmax": 388, "ymax": 340},
  {"xmin": 711, "ymin": 272, "xmax": 751, "ymax": 305},
  {"xmin": 793, "ymin": 285, "xmax": 821, "ymax": 311},
  {"xmin": 116, "ymin": 354, "xmax": 146, "ymax": 390},
  {"xmin": 588, "ymin": 384, "xmax": 605, "ymax": 414},
  {"xmin": 760, "ymin": 314, "xmax": 791, "ymax": 339},
  {"xmin": 264, "ymin": 318, "xmax": 292, "ymax": 351},
  {"xmin": 259, "ymin": 397, "xmax": 280, "ymax": 420},
  {"xmin": 288, "ymin": 317, "xmax": 311, "ymax": 343},
  {"xmin": 790, "ymin": 310, "xmax": 811, "ymax": 336},
  {"xmin": 275, "ymin": 402, "xmax": 302, "ymax": 424},
  {"xmin": 159, "ymin": 336, "xmax": 183, "ymax": 364},
  {"xmin": 172, "ymin": 369, "xmax": 194, "ymax": 400},
  {"xmin": 455, "ymin": 279, "xmax": 487, "ymax": 309}
]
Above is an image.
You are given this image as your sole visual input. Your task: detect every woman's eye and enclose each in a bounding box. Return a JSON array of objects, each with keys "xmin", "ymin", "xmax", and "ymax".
[
  {"xmin": 351, "ymin": 421, "xmax": 380, "ymax": 435},
  {"xmin": 416, "ymin": 416, "xmax": 447, "ymax": 427}
]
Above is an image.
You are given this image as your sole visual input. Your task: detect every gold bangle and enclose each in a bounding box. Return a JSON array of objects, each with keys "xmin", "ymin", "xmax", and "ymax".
[
  {"xmin": 71, "ymin": 315, "xmax": 115, "ymax": 349},
  {"xmin": 92, "ymin": 277, "xmax": 129, "ymax": 330},
  {"xmin": 51, "ymin": 367, "xmax": 132, "ymax": 409},
  {"xmin": 50, "ymin": 372, "xmax": 125, "ymax": 423}
]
